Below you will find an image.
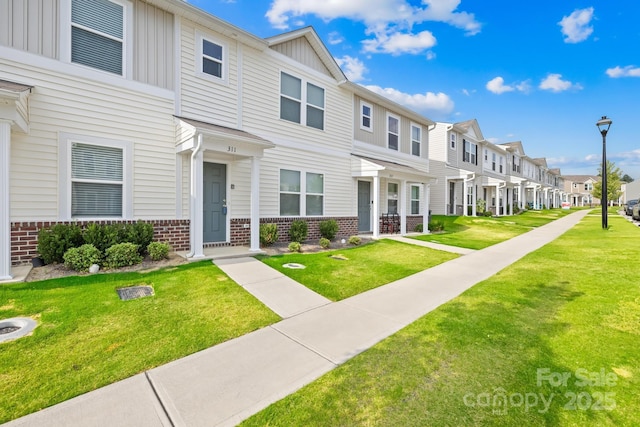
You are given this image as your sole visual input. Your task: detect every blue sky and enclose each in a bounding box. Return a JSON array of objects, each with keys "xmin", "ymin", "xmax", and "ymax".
[{"xmin": 188, "ymin": 0, "xmax": 640, "ymax": 179}]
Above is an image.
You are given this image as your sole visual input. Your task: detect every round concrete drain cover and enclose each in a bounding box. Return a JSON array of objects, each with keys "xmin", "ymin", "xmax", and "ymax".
[
  {"xmin": 117, "ymin": 285, "xmax": 155, "ymax": 301},
  {"xmin": 0, "ymin": 317, "xmax": 37, "ymax": 343},
  {"xmin": 283, "ymin": 263, "xmax": 306, "ymax": 269}
]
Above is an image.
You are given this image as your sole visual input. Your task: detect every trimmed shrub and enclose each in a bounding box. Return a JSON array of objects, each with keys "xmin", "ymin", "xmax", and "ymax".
[
  {"xmin": 105, "ymin": 243, "xmax": 143, "ymax": 268},
  {"xmin": 37, "ymin": 224, "xmax": 83, "ymax": 264},
  {"xmin": 483, "ymin": 211, "xmax": 493, "ymax": 217},
  {"xmin": 318, "ymin": 219, "xmax": 339, "ymax": 240},
  {"xmin": 428, "ymin": 219, "xmax": 445, "ymax": 232},
  {"xmin": 147, "ymin": 242, "xmax": 170, "ymax": 261},
  {"xmin": 63, "ymin": 244, "xmax": 102, "ymax": 272},
  {"xmin": 414, "ymin": 223, "xmax": 423, "ymax": 232},
  {"xmin": 319, "ymin": 237, "xmax": 331, "ymax": 249},
  {"xmin": 260, "ymin": 223, "xmax": 278, "ymax": 246},
  {"xmin": 288, "ymin": 242, "xmax": 302, "ymax": 253},
  {"xmin": 83, "ymin": 223, "xmax": 124, "ymax": 254},
  {"xmin": 125, "ymin": 221, "xmax": 154, "ymax": 255},
  {"xmin": 288, "ymin": 220, "xmax": 308, "ymax": 243},
  {"xmin": 348, "ymin": 236, "xmax": 361, "ymax": 246}
]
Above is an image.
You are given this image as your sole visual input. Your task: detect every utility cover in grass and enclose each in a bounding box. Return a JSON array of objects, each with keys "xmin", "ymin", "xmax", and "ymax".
[{"xmin": 117, "ymin": 285, "xmax": 154, "ymax": 301}]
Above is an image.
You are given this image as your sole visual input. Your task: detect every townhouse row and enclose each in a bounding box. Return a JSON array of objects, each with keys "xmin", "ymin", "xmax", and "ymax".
[{"xmin": 0, "ymin": 0, "xmax": 565, "ymax": 279}]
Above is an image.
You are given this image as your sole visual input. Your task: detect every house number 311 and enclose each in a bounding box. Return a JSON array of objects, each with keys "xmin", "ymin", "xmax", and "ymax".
[{"xmin": 227, "ymin": 146, "xmax": 237, "ymax": 153}]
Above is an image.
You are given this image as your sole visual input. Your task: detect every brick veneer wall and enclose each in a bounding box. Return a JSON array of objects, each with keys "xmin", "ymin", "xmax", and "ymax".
[
  {"xmin": 230, "ymin": 216, "xmax": 359, "ymax": 245},
  {"xmin": 10, "ymin": 219, "xmax": 190, "ymax": 266}
]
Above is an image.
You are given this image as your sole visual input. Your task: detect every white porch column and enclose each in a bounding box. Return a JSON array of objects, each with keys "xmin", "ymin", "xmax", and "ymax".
[
  {"xmin": 0, "ymin": 121, "xmax": 11, "ymax": 280},
  {"xmin": 249, "ymin": 156, "xmax": 261, "ymax": 252},
  {"xmin": 471, "ymin": 181, "xmax": 477, "ymax": 216},
  {"xmin": 422, "ymin": 184, "xmax": 430, "ymax": 234},
  {"xmin": 463, "ymin": 182, "xmax": 469, "ymax": 216},
  {"xmin": 533, "ymin": 187, "xmax": 538, "ymax": 210},
  {"xmin": 189, "ymin": 134, "xmax": 205, "ymax": 258},
  {"xmin": 495, "ymin": 184, "xmax": 500, "ymax": 215},
  {"xmin": 400, "ymin": 179, "xmax": 407, "ymax": 235},
  {"xmin": 372, "ymin": 176, "xmax": 380, "ymax": 239}
]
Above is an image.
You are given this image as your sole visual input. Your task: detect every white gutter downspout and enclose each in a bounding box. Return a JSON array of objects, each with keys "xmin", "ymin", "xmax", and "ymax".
[{"xmin": 187, "ymin": 133, "xmax": 204, "ymax": 258}]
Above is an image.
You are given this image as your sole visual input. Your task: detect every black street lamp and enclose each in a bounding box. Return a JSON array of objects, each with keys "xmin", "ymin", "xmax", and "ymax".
[{"xmin": 596, "ymin": 116, "xmax": 612, "ymax": 229}]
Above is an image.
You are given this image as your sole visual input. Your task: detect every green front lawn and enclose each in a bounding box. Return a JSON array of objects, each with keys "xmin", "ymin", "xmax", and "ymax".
[
  {"xmin": 417, "ymin": 208, "xmax": 575, "ymax": 249},
  {"xmin": 0, "ymin": 261, "xmax": 280, "ymax": 423},
  {"xmin": 242, "ymin": 213, "xmax": 640, "ymax": 426},
  {"xmin": 260, "ymin": 239, "xmax": 459, "ymax": 301}
]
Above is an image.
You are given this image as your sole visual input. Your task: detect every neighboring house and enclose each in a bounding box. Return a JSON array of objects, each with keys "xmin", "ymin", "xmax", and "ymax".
[
  {"xmin": 1, "ymin": 0, "xmax": 435, "ymax": 279},
  {"xmin": 621, "ymin": 180, "xmax": 640, "ymax": 204},
  {"xmin": 562, "ymin": 175, "xmax": 600, "ymax": 206}
]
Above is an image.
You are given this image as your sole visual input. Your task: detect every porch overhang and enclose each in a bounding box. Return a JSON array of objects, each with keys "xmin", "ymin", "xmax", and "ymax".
[
  {"xmin": 175, "ymin": 116, "xmax": 275, "ymax": 157},
  {"xmin": 0, "ymin": 80, "xmax": 32, "ymax": 133},
  {"xmin": 351, "ymin": 154, "xmax": 436, "ymax": 183}
]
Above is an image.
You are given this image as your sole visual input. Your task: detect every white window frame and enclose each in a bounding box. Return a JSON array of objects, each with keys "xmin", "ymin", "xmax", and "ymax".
[
  {"xmin": 410, "ymin": 184, "xmax": 421, "ymax": 215},
  {"xmin": 450, "ymin": 133, "xmax": 456, "ymax": 149},
  {"xmin": 196, "ymin": 31, "xmax": 228, "ymax": 84},
  {"xmin": 387, "ymin": 182, "xmax": 399, "ymax": 213},
  {"xmin": 492, "ymin": 153, "xmax": 496, "ymax": 171},
  {"xmin": 411, "ymin": 123, "xmax": 421, "ymax": 157},
  {"xmin": 360, "ymin": 100, "xmax": 373, "ymax": 132},
  {"xmin": 387, "ymin": 113, "xmax": 400, "ymax": 151},
  {"xmin": 278, "ymin": 168, "xmax": 325, "ymax": 217},
  {"xmin": 463, "ymin": 140, "xmax": 477, "ymax": 164},
  {"xmin": 60, "ymin": 0, "xmax": 133, "ymax": 78},
  {"xmin": 467, "ymin": 185, "xmax": 474, "ymax": 205},
  {"xmin": 279, "ymin": 71, "xmax": 325, "ymax": 131},
  {"xmin": 499, "ymin": 156, "xmax": 504, "ymax": 173},
  {"xmin": 58, "ymin": 133, "xmax": 133, "ymax": 220}
]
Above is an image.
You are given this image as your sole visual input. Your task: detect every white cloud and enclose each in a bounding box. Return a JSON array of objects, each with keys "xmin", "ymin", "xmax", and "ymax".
[
  {"xmin": 606, "ymin": 65, "xmax": 640, "ymax": 78},
  {"xmin": 266, "ymin": 0, "xmax": 481, "ymax": 56},
  {"xmin": 585, "ymin": 154, "xmax": 599, "ymax": 162},
  {"xmin": 486, "ymin": 77, "xmax": 514, "ymax": 94},
  {"xmin": 425, "ymin": 50, "xmax": 436, "ymax": 60},
  {"xmin": 558, "ymin": 7, "xmax": 594, "ymax": 43},
  {"xmin": 539, "ymin": 73, "xmax": 582, "ymax": 92},
  {"xmin": 362, "ymin": 30, "xmax": 436, "ymax": 55},
  {"xmin": 335, "ymin": 56, "xmax": 368, "ymax": 82},
  {"xmin": 327, "ymin": 31, "xmax": 344, "ymax": 45},
  {"xmin": 486, "ymin": 77, "xmax": 531, "ymax": 95},
  {"xmin": 364, "ymin": 84, "xmax": 454, "ymax": 115}
]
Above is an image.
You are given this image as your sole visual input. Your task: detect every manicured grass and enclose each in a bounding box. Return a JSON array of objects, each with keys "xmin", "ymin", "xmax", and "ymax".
[
  {"xmin": 242, "ymin": 213, "xmax": 640, "ymax": 426},
  {"xmin": 0, "ymin": 261, "xmax": 280, "ymax": 423},
  {"xmin": 416, "ymin": 209, "xmax": 575, "ymax": 249},
  {"xmin": 260, "ymin": 240, "xmax": 459, "ymax": 301}
]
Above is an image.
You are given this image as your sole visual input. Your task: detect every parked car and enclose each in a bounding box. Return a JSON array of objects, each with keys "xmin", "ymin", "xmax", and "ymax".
[
  {"xmin": 633, "ymin": 202, "xmax": 640, "ymax": 221},
  {"xmin": 625, "ymin": 199, "xmax": 638, "ymax": 216}
]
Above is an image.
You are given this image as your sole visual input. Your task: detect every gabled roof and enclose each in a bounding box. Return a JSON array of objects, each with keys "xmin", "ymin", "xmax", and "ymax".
[
  {"xmin": 532, "ymin": 158, "xmax": 548, "ymax": 168},
  {"xmin": 562, "ymin": 174, "xmax": 600, "ymax": 182},
  {"xmin": 499, "ymin": 141, "xmax": 526, "ymax": 156},
  {"xmin": 452, "ymin": 119, "xmax": 484, "ymax": 141},
  {"xmin": 266, "ymin": 27, "xmax": 347, "ymax": 83}
]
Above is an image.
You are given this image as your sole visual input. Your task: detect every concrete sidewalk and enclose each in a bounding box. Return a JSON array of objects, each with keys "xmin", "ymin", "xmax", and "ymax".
[{"xmin": 3, "ymin": 210, "xmax": 589, "ymax": 427}]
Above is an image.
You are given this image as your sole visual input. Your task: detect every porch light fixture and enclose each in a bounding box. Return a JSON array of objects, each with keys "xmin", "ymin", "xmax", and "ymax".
[{"xmin": 596, "ymin": 116, "xmax": 612, "ymax": 229}]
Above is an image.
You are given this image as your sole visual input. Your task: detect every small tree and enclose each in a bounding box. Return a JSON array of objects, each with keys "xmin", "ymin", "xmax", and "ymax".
[{"xmin": 592, "ymin": 160, "xmax": 622, "ymax": 204}]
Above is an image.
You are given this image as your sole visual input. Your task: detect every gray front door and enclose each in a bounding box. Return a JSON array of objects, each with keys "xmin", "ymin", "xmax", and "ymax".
[
  {"xmin": 449, "ymin": 181, "xmax": 455, "ymax": 215},
  {"xmin": 357, "ymin": 180, "xmax": 371, "ymax": 232},
  {"xmin": 203, "ymin": 162, "xmax": 226, "ymax": 242}
]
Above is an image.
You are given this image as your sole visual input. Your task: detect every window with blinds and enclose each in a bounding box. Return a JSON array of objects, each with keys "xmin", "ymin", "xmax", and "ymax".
[
  {"xmin": 280, "ymin": 72, "xmax": 325, "ymax": 130},
  {"xmin": 71, "ymin": 143, "xmax": 123, "ymax": 217},
  {"xmin": 71, "ymin": 0, "xmax": 124, "ymax": 75}
]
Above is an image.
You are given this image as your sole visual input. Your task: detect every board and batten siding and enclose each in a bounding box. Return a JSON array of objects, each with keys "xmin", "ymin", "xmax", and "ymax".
[
  {"xmin": 3, "ymin": 59, "xmax": 176, "ymax": 221},
  {"xmin": 178, "ymin": 19, "xmax": 239, "ymax": 128},
  {"xmin": 0, "ymin": 0, "xmax": 174, "ymax": 90}
]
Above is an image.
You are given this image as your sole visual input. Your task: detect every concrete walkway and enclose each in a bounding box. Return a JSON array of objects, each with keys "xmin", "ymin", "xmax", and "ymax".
[{"xmin": 3, "ymin": 210, "xmax": 589, "ymax": 427}]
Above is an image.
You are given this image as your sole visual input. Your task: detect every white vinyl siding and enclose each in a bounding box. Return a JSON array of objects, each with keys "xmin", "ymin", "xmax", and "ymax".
[
  {"xmin": 387, "ymin": 113, "xmax": 399, "ymax": 151},
  {"xmin": 280, "ymin": 71, "xmax": 325, "ymax": 130},
  {"xmin": 71, "ymin": 0, "xmax": 125, "ymax": 75}
]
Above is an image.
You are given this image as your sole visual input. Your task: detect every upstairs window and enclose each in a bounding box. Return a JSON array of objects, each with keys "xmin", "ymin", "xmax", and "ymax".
[
  {"xmin": 280, "ymin": 72, "xmax": 324, "ymax": 130},
  {"xmin": 387, "ymin": 114, "xmax": 399, "ymax": 150},
  {"xmin": 361, "ymin": 101, "xmax": 373, "ymax": 131},
  {"xmin": 499, "ymin": 157, "xmax": 504, "ymax": 173},
  {"xmin": 411, "ymin": 124, "xmax": 421, "ymax": 156},
  {"xmin": 71, "ymin": 0, "xmax": 125, "ymax": 75},
  {"xmin": 450, "ymin": 134, "xmax": 456, "ymax": 149},
  {"xmin": 492, "ymin": 153, "xmax": 496, "ymax": 171},
  {"xmin": 462, "ymin": 140, "xmax": 477, "ymax": 164},
  {"xmin": 197, "ymin": 33, "xmax": 227, "ymax": 82}
]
